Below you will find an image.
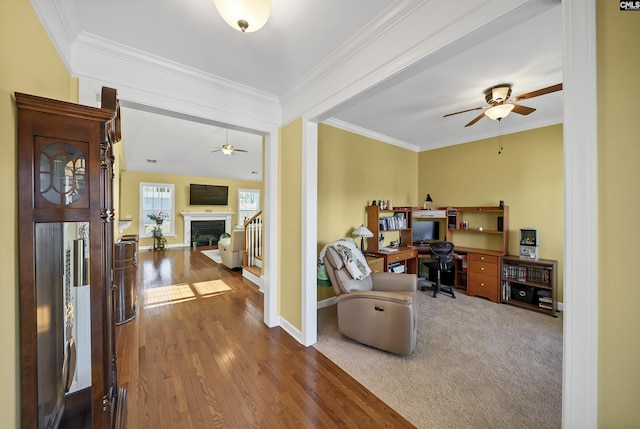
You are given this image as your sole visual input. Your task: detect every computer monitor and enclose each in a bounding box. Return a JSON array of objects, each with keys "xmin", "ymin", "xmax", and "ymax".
[{"xmin": 412, "ymin": 220, "xmax": 440, "ymax": 244}]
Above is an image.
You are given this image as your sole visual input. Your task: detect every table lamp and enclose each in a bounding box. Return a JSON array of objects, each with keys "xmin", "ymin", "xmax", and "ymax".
[{"xmin": 352, "ymin": 224, "xmax": 374, "ymax": 253}]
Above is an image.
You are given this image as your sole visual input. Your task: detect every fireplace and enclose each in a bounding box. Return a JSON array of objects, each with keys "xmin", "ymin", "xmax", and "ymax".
[
  {"xmin": 180, "ymin": 212, "xmax": 234, "ymax": 247},
  {"xmin": 191, "ymin": 220, "xmax": 225, "ymax": 246}
]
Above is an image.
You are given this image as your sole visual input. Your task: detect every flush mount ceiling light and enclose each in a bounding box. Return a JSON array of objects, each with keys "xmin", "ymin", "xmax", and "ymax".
[
  {"xmin": 485, "ymin": 103, "xmax": 515, "ymax": 121},
  {"xmin": 213, "ymin": 0, "xmax": 272, "ymax": 33}
]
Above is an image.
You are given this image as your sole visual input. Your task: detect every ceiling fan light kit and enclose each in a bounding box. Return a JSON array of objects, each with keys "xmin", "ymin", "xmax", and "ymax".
[
  {"xmin": 212, "ymin": 129, "xmax": 249, "ymax": 156},
  {"xmin": 214, "ymin": 0, "xmax": 271, "ymax": 33},
  {"xmin": 485, "ymin": 103, "xmax": 514, "ymax": 121}
]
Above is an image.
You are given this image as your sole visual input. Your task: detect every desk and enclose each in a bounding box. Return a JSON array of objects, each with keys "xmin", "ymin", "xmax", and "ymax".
[{"xmin": 371, "ymin": 247, "xmax": 418, "ymax": 274}]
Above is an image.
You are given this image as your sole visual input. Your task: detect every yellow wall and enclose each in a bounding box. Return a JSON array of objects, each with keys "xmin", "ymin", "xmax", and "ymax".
[
  {"xmin": 279, "ymin": 119, "xmax": 303, "ymax": 326},
  {"xmin": 418, "ymin": 124, "xmax": 564, "ymax": 300},
  {"xmin": 597, "ymin": 2, "xmax": 640, "ymax": 426},
  {"xmin": 317, "ymin": 124, "xmax": 419, "ymax": 301},
  {"xmin": 119, "ymin": 170, "xmax": 262, "ymax": 247},
  {"xmin": 0, "ymin": 0, "xmax": 77, "ymax": 426}
]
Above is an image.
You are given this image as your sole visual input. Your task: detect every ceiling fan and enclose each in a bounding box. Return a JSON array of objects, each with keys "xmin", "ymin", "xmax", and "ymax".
[
  {"xmin": 444, "ymin": 83, "xmax": 563, "ymax": 127},
  {"xmin": 211, "ymin": 129, "xmax": 248, "ymax": 156}
]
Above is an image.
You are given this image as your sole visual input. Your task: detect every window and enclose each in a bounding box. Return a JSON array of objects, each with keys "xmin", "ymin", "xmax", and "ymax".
[
  {"xmin": 238, "ymin": 188, "xmax": 260, "ymax": 226},
  {"xmin": 140, "ymin": 183, "xmax": 175, "ymax": 237}
]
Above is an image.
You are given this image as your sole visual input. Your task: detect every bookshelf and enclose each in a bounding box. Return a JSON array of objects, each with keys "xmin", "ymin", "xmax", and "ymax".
[
  {"xmin": 365, "ymin": 205, "xmax": 417, "ymax": 274},
  {"xmin": 445, "ymin": 206, "xmax": 508, "ymax": 303},
  {"xmin": 365, "ymin": 205, "xmax": 412, "ymax": 252},
  {"xmin": 501, "ymin": 255, "xmax": 558, "ymax": 316}
]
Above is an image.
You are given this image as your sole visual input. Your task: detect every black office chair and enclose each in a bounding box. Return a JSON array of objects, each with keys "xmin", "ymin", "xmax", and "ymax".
[{"xmin": 420, "ymin": 241, "xmax": 456, "ymax": 298}]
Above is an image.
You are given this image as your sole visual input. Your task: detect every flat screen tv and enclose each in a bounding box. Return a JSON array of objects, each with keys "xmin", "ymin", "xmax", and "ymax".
[
  {"xmin": 189, "ymin": 184, "xmax": 229, "ymax": 206},
  {"xmin": 412, "ymin": 220, "xmax": 440, "ymax": 244}
]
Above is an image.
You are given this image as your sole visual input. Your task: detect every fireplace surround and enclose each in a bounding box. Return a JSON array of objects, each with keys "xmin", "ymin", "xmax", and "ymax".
[{"xmin": 181, "ymin": 212, "xmax": 234, "ymax": 247}]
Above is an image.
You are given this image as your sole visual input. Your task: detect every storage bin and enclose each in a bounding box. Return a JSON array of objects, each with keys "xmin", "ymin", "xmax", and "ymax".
[{"xmin": 510, "ymin": 284, "xmax": 535, "ymax": 304}]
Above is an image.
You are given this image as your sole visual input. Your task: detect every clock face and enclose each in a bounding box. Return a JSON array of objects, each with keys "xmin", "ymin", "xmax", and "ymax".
[{"xmin": 37, "ymin": 141, "xmax": 88, "ymax": 207}]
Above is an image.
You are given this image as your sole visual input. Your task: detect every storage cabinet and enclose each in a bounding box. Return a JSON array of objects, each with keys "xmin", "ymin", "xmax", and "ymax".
[
  {"xmin": 16, "ymin": 90, "xmax": 125, "ymax": 428},
  {"xmin": 501, "ymin": 255, "xmax": 558, "ymax": 316},
  {"xmin": 467, "ymin": 252, "xmax": 501, "ymax": 303}
]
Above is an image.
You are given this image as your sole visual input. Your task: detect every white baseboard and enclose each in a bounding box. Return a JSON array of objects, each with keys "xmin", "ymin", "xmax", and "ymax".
[
  {"xmin": 317, "ymin": 297, "xmax": 337, "ymax": 309},
  {"xmin": 278, "ymin": 316, "xmax": 302, "ymax": 343}
]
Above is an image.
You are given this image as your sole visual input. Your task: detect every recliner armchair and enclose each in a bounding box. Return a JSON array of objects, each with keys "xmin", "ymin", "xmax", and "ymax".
[
  {"xmin": 218, "ymin": 226, "xmax": 245, "ymax": 269},
  {"xmin": 323, "ymin": 247, "xmax": 418, "ymax": 356}
]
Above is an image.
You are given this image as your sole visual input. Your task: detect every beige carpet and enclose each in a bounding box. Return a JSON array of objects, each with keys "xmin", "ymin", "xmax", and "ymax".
[{"xmin": 314, "ymin": 290, "xmax": 562, "ymax": 429}]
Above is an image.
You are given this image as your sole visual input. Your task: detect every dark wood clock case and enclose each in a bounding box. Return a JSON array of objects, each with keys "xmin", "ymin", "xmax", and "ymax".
[{"xmin": 16, "ymin": 88, "xmax": 125, "ymax": 429}]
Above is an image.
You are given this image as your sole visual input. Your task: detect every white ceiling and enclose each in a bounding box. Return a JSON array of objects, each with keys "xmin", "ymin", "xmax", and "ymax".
[{"xmin": 34, "ymin": 0, "xmax": 563, "ymax": 180}]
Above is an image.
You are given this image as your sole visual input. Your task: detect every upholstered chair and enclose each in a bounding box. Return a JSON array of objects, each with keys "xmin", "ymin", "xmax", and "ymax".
[
  {"xmin": 323, "ymin": 246, "xmax": 418, "ymax": 356},
  {"xmin": 218, "ymin": 226, "xmax": 245, "ymax": 269}
]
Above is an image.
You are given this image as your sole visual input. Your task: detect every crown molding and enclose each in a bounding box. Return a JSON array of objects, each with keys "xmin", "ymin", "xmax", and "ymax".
[
  {"xmin": 323, "ymin": 118, "xmax": 420, "ymax": 152},
  {"xmin": 281, "ymin": 0, "xmax": 428, "ymax": 105},
  {"xmin": 73, "ymin": 32, "xmax": 280, "ymax": 107}
]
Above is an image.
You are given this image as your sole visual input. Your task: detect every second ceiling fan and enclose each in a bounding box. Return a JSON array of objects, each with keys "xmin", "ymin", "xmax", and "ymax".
[
  {"xmin": 211, "ymin": 129, "xmax": 249, "ymax": 156},
  {"xmin": 444, "ymin": 83, "xmax": 563, "ymax": 127}
]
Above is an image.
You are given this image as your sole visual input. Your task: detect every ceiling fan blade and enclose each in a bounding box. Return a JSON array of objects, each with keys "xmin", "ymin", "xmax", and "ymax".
[
  {"xmin": 444, "ymin": 105, "xmax": 486, "ymax": 117},
  {"xmin": 511, "ymin": 104, "xmax": 536, "ymax": 115},
  {"xmin": 513, "ymin": 83, "xmax": 563, "ymax": 101},
  {"xmin": 234, "ymin": 149, "xmax": 248, "ymax": 153},
  {"xmin": 211, "ymin": 149, "xmax": 222, "ymax": 153},
  {"xmin": 465, "ymin": 112, "xmax": 486, "ymax": 127}
]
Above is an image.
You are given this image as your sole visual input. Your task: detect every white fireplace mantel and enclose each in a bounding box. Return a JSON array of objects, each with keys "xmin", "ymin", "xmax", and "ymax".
[{"xmin": 181, "ymin": 211, "xmax": 234, "ymax": 246}]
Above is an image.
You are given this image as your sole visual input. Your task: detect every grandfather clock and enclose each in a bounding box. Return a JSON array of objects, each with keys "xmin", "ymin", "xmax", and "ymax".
[{"xmin": 16, "ymin": 88, "xmax": 124, "ymax": 428}]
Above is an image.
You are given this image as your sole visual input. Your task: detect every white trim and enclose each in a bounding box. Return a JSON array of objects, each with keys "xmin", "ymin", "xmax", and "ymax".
[
  {"xmin": 301, "ymin": 120, "xmax": 318, "ymax": 347},
  {"xmin": 322, "ymin": 118, "xmax": 420, "ymax": 152},
  {"xmin": 317, "ymin": 297, "xmax": 337, "ymax": 309},
  {"xmin": 562, "ymin": 0, "xmax": 598, "ymax": 427},
  {"xmin": 262, "ymin": 129, "xmax": 279, "ymax": 327},
  {"xmin": 279, "ymin": 316, "xmax": 303, "ymax": 345},
  {"xmin": 242, "ymin": 269, "xmax": 264, "ymax": 291}
]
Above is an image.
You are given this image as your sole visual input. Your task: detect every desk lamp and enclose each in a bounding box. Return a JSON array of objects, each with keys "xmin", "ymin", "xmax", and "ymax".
[
  {"xmin": 423, "ymin": 193, "xmax": 433, "ymax": 209},
  {"xmin": 352, "ymin": 225, "xmax": 374, "ymax": 253}
]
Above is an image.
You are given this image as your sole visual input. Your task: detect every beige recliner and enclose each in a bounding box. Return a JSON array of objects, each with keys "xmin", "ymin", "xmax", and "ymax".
[
  {"xmin": 218, "ymin": 226, "xmax": 245, "ymax": 269},
  {"xmin": 323, "ymin": 247, "xmax": 418, "ymax": 356}
]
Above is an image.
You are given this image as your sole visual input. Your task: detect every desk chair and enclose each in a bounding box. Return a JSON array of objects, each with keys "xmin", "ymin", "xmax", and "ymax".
[{"xmin": 421, "ymin": 241, "xmax": 456, "ymax": 298}]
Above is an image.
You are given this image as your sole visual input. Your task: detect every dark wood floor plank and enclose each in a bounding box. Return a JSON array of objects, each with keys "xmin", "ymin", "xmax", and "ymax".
[{"xmin": 118, "ymin": 246, "xmax": 415, "ymax": 428}]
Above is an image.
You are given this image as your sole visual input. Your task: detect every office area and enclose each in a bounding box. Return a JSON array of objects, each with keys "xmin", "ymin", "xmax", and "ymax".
[{"xmin": 2, "ymin": 1, "xmax": 639, "ymax": 428}]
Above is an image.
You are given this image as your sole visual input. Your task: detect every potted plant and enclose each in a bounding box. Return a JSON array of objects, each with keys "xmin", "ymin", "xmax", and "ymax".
[
  {"xmin": 151, "ymin": 225, "xmax": 163, "ymax": 237},
  {"xmin": 191, "ymin": 231, "xmax": 200, "ymax": 247},
  {"xmin": 147, "ymin": 212, "xmax": 165, "ymax": 225}
]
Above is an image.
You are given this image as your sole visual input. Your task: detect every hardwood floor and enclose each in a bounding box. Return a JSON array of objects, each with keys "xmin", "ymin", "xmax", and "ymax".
[{"xmin": 117, "ymin": 246, "xmax": 414, "ymax": 428}]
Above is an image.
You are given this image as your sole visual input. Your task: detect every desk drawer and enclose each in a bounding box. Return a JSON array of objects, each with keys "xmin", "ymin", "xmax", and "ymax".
[
  {"xmin": 469, "ymin": 261, "xmax": 498, "ymax": 277},
  {"xmin": 386, "ymin": 250, "xmax": 417, "ymax": 263},
  {"xmin": 468, "ymin": 273, "xmax": 499, "ymax": 302},
  {"xmin": 469, "ymin": 253, "xmax": 499, "ymax": 265}
]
